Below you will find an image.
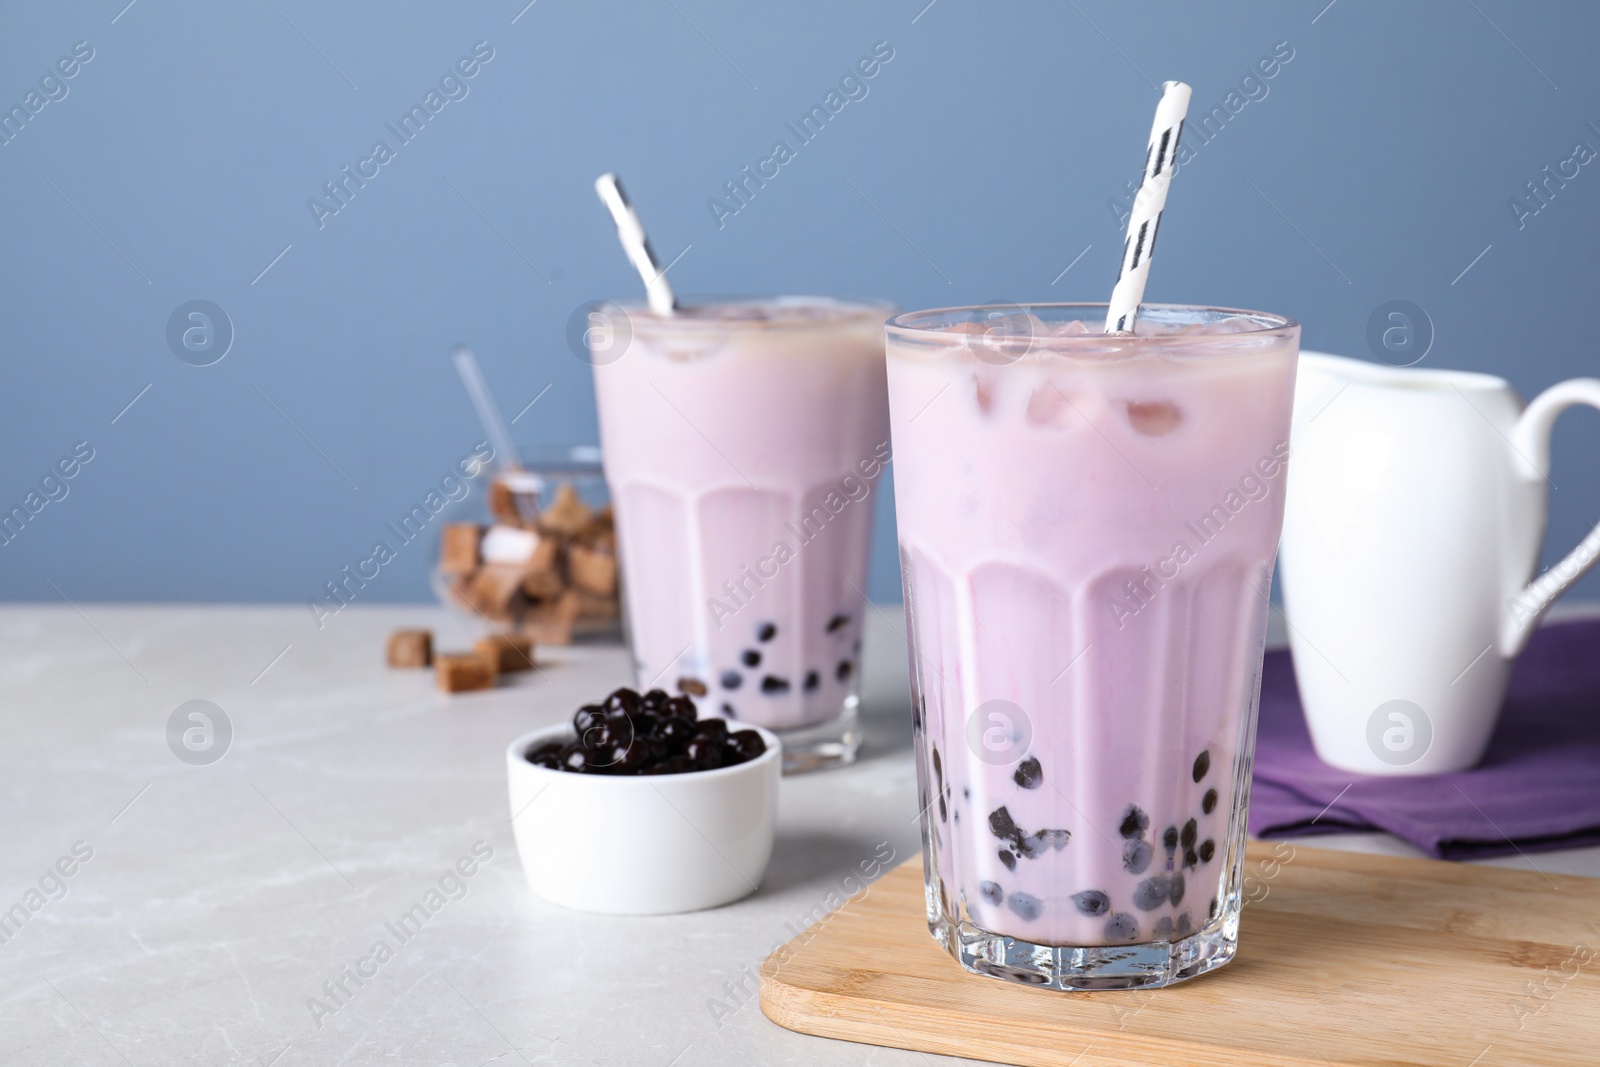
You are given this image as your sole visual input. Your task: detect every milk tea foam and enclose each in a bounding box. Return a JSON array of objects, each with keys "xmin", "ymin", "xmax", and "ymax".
[
  {"xmin": 592, "ymin": 298, "xmax": 890, "ymax": 731},
  {"xmin": 887, "ymin": 307, "xmax": 1299, "ymax": 947}
]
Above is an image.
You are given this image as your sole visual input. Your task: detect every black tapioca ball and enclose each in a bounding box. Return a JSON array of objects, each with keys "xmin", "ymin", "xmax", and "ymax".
[
  {"xmin": 760, "ymin": 676, "xmax": 790, "ymax": 694},
  {"xmin": 1176, "ymin": 912, "xmax": 1193, "ymax": 936},
  {"xmin": 729, "ymin": 730, "xmax": 765, "ymax": 761},
  {"xmin": 1153, "ymin": 916, "xmax": 1174, "ymax": 940},
  {"xmin": 1193, "ymin": 749, "xmax": 1211, "ymax": 782},
  {"xmin": 1181, "ymin": 818, "xmax": 1197, "ymax": 851},
  {"xmin": 998, "ymin": 849, "xmax": 1016, "ymax": 871},
  {"xmin": 741, "ymin": 649, "xmax": 761, "ymax": 668},
  {"xmin": 573, "ymin": 704, "xmax": 606, "ymax": 734},
  {"xmin": 1209, "ymin": 896, "xmax": 1219, "ymax": 920},
  {"xmin": 720, "ymin": 703, "xmax": 738, "ymax": 721},
  {"xmin": 988, "ymin": 806, "xmax": 1020, "ymax": 841},
  {"xmin": 1202, "ymin": 788, "xmax": 1218, "ymax": 814},
  {"xmin": 803, "ymin": 670, "xmax": 819, "ymax": 692},
  {"xmin": 1162, "ymin": 826, "xmax": 1179, "ymax": 856},
  {"xmin": 1072, "ymin": 890, "xmax": 1110, "ymax": 916},
  {"xmin": 1183, "ymin": 848, "xmax": 1198, "ymax": 869},
  {"xmin": 938, "ymin": 795, "xmax": 947, "ymax": 823},
  {"xmin": 694, "ymin": 718, "xmax": 729, "ymax": 742},
  {"xmin": 1007, "ymin": 892, "xmax": 1043, "ymax": 922},
  {"xmin": 931, "ymin": 747, "xmax": 943, "ymax": 786},
  {"xmin": 1012, "ymin": 756, "xmax": 1043, "ymax": 790},
  {"xmin": 1122, "ymin": 838, "xmax": 1153, "ymax": 875},
  {"xmin": 1104, "ymin": 913, "xmax": 1139, "ymax": 942},
  {"xmin": 1199, "ymin": 839, "xmax": 1215, "ymax": 863},
  {"xmin": 836, "ymin": 659, "xmax": 853, "ymax": 682},
  {"xmin": 825, "ymin": 613, "xmax": 850, "ymax": 633},
  {"xmin": 962, "ymin": 786, "xmax": 970, "ymax": 801},
  {"xmin": 979, "ymin": 880, "xmax": 1003, "ymax": 906},
  {"xmin": 1133, "ymin": 875, "xmax": 1170, "ymax": 911},
  {"xmin": 1031, "ymin": 829, "xmax": 1071, "ymax": 852},
  {"xmin": 756, "ymin": 622, "xmax": 777, "ymax": 642},
  {"xmin": 1118, "ymin": 805, "xmax": 1149, "ymax": 839},
  {"xmin": 1169, "ymin": 871, "xmax": 1186, "ymax": 906},
  {"xmin": 720, "ymin": 670, "xmax": 743, "ymax": 690}
]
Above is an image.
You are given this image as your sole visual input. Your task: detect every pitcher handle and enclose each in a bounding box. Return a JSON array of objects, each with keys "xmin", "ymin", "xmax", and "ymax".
[{"xmin": 1502, "ymin": 378, "xmax": 1600, "ymax": 656}]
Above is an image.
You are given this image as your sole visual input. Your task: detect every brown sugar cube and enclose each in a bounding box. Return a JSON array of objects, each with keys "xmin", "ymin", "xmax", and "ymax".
[
  {"xmin": 440, "ymin": 523, "xmax": 484, "ymax": 575},
  {"xmin": 538, "ymin": 482, "xmax": 592, "ymax": 539},
  {"xmin": 468, "ymin": 563, "xmax": 527, "ymax": 617},
  {"xmin": 575, "ymin": 590, "xmax": 619, "ymax": 623},
  {"xmin": 435, "ymin": 652, "xmax": 496, "ymax": 693},
  {"xmin": 567, "ymin": 543, "xmax": 617, "ymax": 596},
  {"xmin": 521, "ymin": 589, "xmax": 580, "ymax": 646},
  {"xmin": 474, "ymin": 633, "xmax": 535, "ymax": 673},
  {"xmin": 386, "ymin": 629, "xmax": 433, "ymax": 668}
]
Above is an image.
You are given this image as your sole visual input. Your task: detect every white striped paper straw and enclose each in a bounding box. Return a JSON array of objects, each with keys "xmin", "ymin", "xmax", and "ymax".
[
  {"xmin": 594, "ymin": 173, "xmax": 678, "ymax": 316},
  {"xmin": 1104, "ymin": 81, "xmax": 1192, "ymax": 335}
]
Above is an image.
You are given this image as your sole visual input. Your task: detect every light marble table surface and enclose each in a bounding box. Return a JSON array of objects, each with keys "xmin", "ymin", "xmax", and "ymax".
[{"xmin": 2, "ymin": 603, "xmax": 1596, "ymax": 1067}]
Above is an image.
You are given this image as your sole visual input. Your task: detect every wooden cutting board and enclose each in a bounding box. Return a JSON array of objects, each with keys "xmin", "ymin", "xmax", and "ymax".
[{"xmin": 760, "ymin": 842, "xmax": 1600, "ymax": 1066}]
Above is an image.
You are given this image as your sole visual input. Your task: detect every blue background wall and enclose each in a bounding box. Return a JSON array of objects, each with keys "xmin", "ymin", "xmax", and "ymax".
[{"xmin": 2, "ymin": 0, "xmax": 1598, "ymax": 607}]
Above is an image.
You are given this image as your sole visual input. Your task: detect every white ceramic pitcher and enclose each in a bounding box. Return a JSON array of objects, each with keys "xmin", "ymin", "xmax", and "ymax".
[{"xmin": 1280, "ymin": 351, "xmax": 1600, "ymax": 775}]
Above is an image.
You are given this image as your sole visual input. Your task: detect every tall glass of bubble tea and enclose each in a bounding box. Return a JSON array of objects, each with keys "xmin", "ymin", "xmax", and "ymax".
[
  {"xmin": 588, "ymin": 297, "xmax": 892, "ymax": 772},
  {"xmin": 887, "ymin": 303, "xmax": 1299, "ymax": 988}
]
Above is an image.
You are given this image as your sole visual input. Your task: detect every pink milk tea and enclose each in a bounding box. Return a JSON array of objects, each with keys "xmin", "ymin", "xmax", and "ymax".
[
  {"xmin": 886, "ymin": 304, "xmax": 1299, "ymax": 988},
  {"xmin": 591, "ymin": 298, "xmax": 891, "ymax": 770}
]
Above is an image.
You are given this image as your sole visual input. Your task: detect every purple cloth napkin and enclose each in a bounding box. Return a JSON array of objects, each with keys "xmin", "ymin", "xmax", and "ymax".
[{"xmin": 1248, "ymin": 618, "xmax": 1600, "ymax": 859}]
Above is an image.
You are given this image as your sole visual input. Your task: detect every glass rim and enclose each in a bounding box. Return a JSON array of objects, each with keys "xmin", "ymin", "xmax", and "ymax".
[
  {"xmin": 885, "ymin": 302, "xmax": 1299, "ymax": 343},
  {"xmin": 609, "ymin": 295, "xmax": 896, "ymax": 331}
]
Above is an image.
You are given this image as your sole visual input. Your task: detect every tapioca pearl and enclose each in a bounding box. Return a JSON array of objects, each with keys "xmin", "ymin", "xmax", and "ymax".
[
  {"xmin": 760, "ymin": 676, "xmax": 790, "ymax": 694},
  {"xmin": 1181, "ymin": 819, "xmax": 1197, "ymax": 851},
  {"xmin": 988, "ymin": 806, "xmax": 1020, "ymax": 841},
  {"xmin": 998, "ymin": 849, "xmax": 1016, "ymax": 871},
  {"xmin": 979, "ymin": 880, "xmax": 1003, "ymax": 906},
  {"xmin": 1169, "ymin": 871, "xmax": 1186, "ymax": 906},
  {"xmin": 1193, "ymin": 749, "xmax": 1211, "ymax": 782},
  {"xmin": 1152, "ymin": 916, "xmax": 1174, "ymax": 940},
  {"xmin": 721, "ymin": 703, "xmax": 738, "ymax": 721},
  {"xmin": 1012, "ymin": 756, "xmax": 1042, "ymax": 790},
  {"xmin": 962, "ymin": 786, "xmax": 970, "ymax": 801},
  {"xmin": 720, "ymin": 669, "xmax": 743, "ymax": 691},
  {"xmin": 1104, "ymin": 913, "xmax": 1139, "ymax": 942},
  {"xmin": 1132, "ymin": 876, "xmax": 1169, "ymax": 911},
  {"xmin": 1122, "ymin": 838, "xmax": 1153, "ymax": 875},
  {"xmin": 1030, "ymin": 829, "xmax": 1070, "ymax": 853},
  {"xmin": 1072, "ymin": 890, "xmax": 1110, "ymax": 917},
  {"xmin": 802, "ymin": 670, "xmax": 820, "ymax": 692},
  {"xmin": 931, "ymin": 747, "xmax": 943, "ymax": 787},
  {"xmin": 1208, "ymin": 896, "xmax": 1219, "ymax": 920},
  {"xmin": 1006, "ymin": 892, "xmax": 1043, "ymax": 922},
  {"xmin": 742, "ymin": 649, "xmax": 761, "ymax": 668},
  {"xmin": 1202, "ymin": 788, "xmax": 1218, "ymax": 815},
  {"xmin": 1198, "ymin": 839, "xmax": 1215, "ymax": 863},
  {"xmin": 836, "ymin": 659, "xmax": 853, "ymax": 682},
  {"xmin": 1162, "ymin": 826, "xmax": 1179, "ymax": 857},
  {"xmin": 938, "ymin": 795, "xmax": 947, "ymax": 823},
  {"xmin": 1176, "ymin": 912, "xmax": 1193, "ymax": 937},
  {"xmin": 757, "ymin": 622, "xmax": 777, "ymax": 642},
  {"xmin": 825, "ymin": 613, "xmax": 850, "ymax": 633},
  {"xmin": 1183, "ymin": 848, "xmax": 1198, "ymax": 870},
  {"xmin": 1118, "ymin": 805, "xmax": 1149, "ymax": 839}
]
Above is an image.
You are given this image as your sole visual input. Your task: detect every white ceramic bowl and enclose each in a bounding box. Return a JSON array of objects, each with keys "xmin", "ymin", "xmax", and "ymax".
[{"xmin": 506, "ymin": 723, "xmax": 781, "ymax": 914}]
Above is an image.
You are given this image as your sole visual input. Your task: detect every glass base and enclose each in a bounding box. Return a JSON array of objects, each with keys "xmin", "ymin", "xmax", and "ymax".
[
  {"xmin": 930, "ymin": 907, "xmax": 1238, "ymax": 991},
  {"xmin": 772, "ymin": 697, "xmax": 861, "ymax": 775}
]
